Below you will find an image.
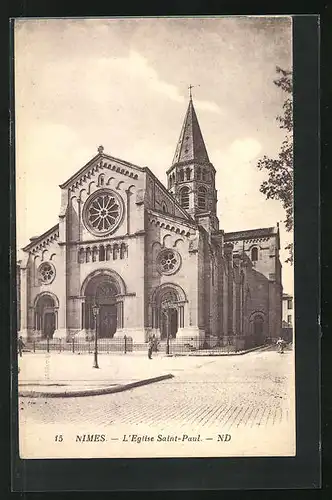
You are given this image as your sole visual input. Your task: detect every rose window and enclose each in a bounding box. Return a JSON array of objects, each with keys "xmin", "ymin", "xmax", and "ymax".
[
  {"xmin": 88, "ymin": 195, "xmax": 119, "ymax": 231},
  {"xmin": 157, "ymin": 249, "xmax": 181, "ymax": 276},
  {"xmin": 38, "ymin": 262, "xmax": 55, "ymax": 284},
  {"xmin": 83, "ymin": 189, "xmax": 123, "ymax": 236}
]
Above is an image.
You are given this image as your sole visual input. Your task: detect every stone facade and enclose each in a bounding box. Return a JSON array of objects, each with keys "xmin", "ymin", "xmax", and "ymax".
[
  {"xmin": 282, "ymin": 293, "xmax": 293, "ymax": 327},
  {"xmin": 18, "ymin": 98, "xmax": 282, "ymax": 347}
]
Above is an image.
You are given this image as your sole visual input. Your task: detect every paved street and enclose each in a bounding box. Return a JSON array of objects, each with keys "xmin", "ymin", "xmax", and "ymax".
[
  {"xmin": 18, "ymin": 348, "xmax": 296, "ymax": 458},
  {"xmin": 18, "ymin": 350, "xmax": 191, "ymax": 393}
]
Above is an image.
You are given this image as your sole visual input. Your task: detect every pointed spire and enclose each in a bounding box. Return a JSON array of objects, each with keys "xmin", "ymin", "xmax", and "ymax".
[{"xmin": 171, "ymin": 96, "xmax": 210, "ymax": 166}]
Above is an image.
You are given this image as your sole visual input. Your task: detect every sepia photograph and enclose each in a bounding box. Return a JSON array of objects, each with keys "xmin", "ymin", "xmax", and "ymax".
[{"xmin": 15, "ymin": 16, "xmax": 295, "ymax": 459}]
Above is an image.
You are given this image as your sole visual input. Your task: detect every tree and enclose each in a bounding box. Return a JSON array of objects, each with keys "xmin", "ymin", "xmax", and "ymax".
[{"xmin": 257, "ymin": 66, "xmax": 293, "ymax": 264}]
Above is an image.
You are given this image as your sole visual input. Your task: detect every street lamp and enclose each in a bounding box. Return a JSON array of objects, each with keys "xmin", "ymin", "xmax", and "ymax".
[
  {"xmin": 161, "ymin": 300, "xmax": 173, "ymax": 355},
  {"xmin": 92, "ymin": 303, "xmax": 100, "ymax": 369}
]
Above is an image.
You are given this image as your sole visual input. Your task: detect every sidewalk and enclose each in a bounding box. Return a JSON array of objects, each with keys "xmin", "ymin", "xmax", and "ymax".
[
  {"xmin": 17, "ymin": 351, "xmax": 211, "ymax": 398},
  {"xmin": 171, "ymin": 343, "xmax": 275, "ymax": 356}
]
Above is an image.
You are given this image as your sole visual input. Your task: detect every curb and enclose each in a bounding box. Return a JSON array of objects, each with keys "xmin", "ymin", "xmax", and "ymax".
[
  {"xmin": 168, "ymin": 344, "xmax": 275, "ymax": 357},
  {"xmin": 18, "ymin": 373, "xmax": 174, "ymax": 399}
]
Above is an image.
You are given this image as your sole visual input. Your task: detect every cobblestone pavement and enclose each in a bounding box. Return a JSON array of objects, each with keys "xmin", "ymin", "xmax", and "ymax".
[{"xmin": 19, "ymin": 349, "xmax": 295, "ymax": 432}]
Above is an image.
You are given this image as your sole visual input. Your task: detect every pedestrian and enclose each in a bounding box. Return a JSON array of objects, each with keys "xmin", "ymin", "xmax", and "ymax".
[
  {"xmin": 18, "ymin": 336, "xmax": 25, "ymax": 357},
  {"xmin": 276, "ymin": 336, "xmax": 285, "ymax": 354},
  {"xmin": 148, "ymin": 337, "xmax": 154, "ymax": 359},
  {"xmin": 152, "ymin": 334, "xmax": 158, "ymax": 353}
]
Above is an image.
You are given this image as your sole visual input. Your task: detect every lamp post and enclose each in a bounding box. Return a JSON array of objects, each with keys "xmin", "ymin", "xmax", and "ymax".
[
  {"xmin": 92, "ymin": 303, "xmax": 100, "ymax": 369},
  {"xmin": 161, "ymin": 300, "xmax": 173, "ymax": 355}
]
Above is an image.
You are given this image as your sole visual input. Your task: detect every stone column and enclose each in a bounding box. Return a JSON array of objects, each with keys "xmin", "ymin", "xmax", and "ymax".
[
  {"xmin": 53, "ymin": 302, "xmax": 67, "ymax": 339},
  {"xmin": 53, "ymin": 241, "xmax": 67, "ymax": 340},
  {"xmin": 228, "ymin": 272, "xmax": 234, "ymax": 335},
  {"xmin": 178, "ymin": 305, "xmax": 184, "ymax": 328},
  {"xmin": 116, "ymin": 301, "xmax": 124, "ymax": 329},
  {"xmin": 74, "ymin": 298, "xmax": 91, "ymax": 340},
  {"xmin": 126, "ymin": 190, "xmax": 131, "ymax": 235},
  {"xmin": 176, "ymin": 302, "xmax": 201, "ymax": 344},
  {"xmin": 113, "ymin": 294, "xmax": 146, "ymax": 342},
  {"xmin": 147, "ymin": 304, "xmax": 159, "ymax": 339},
  {"xmin": 224, "ymin": 245, "xmax": 234, "ymax": 338}
]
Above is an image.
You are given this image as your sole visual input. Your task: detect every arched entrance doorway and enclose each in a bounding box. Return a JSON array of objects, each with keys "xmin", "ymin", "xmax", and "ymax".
[
  {"xmin": 34, "ymin": 294, "xmax": 58, "ymax": 338},
  {"xmin": 160, "ymin": 291, "xmax": 179, "ymax": 340},
  {"xmin": 83, "ymin": 272, "xmax": 124, "ymax": 338},
  {"xmin": 253, "ymin": 314, "xmax": 264, "ymax": 345},
  {"xmin": 150, "ymin": 284, "xmax": 186, "ymax": 339}
]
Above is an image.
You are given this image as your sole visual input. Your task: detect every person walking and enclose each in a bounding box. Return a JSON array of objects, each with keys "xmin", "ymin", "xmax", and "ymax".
[
  {"xmin": 18, "ymin": 336, "xmax": 25, "ymax": 357},
  {"xmin": 152, "ymin": 334, "xmax": 158, "ymax": 353},
  {"xmin": 276, "ymin": 336, "xmax": 285, "ymax": 354},
  {"xmin": 148, "ymin": 337, "xmax": 154, "ymax": 359}
]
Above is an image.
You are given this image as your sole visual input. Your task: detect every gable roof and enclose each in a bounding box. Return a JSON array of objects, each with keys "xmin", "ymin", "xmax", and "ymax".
[
  {"xmin": 59, "ymin": 148, "xmax": 192, "ymax": 222},
  {"xmin": 23, "ymin": 224, "xmax": 59, "ymax": 252},
  {"xmin": 59, "ymin": 151, "xmax": 144, "ymax": 190},
  {"xmin": 147, "ymin": 208, "xmax": 197, "ymax": 233}
]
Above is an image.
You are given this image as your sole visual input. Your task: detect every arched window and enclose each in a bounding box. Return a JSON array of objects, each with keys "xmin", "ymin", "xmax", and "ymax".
[
  {"xmin": 92, "ymin": 246, "xmax": 98, "ymax": 262},
  {"xmin": 196, "ymin": 167, "xmax": 201, "ymax": 180},
  {"xmin": 120, "ymin": 243, "xmax": 126, "ymax": 259},
  {"xmin": 162, "ymin": 202, "xmax": 167, "ymax": 213},
  {"xmin": 197, "ymin": 186, "xmax": 207, "ymax": 210},
  {"xmin": 179, "ymin": 187, "xmax": 190, "ymax": 209},
  {"xmin": 113, "ymin": 244, "xmax": 119, "ymax": 260},
  {"xmin": 99, "ymin": 245, "xmax": 105, "ymax": 261},
  {"xmin": 85, "ymin": 247, "xmax": 91, "ymax": 263},
  {"xmin": 251, "ymin": 247, "xmax": 259, "ymax": 262},
  {"xmin": 78, "ymin": 248, "xmax": 85, "ymax": 264},
  {"xmin": 106, "ymin": 245, "xmax": 112, "ymax": 261},
  {"xmin": 98, "ymin": 174, "xmax": 105, "ymax": 187},
  {"xmin": 202, "ymin": 169, "xmax": 206, "ymax": 181},
  {"xmin": 169, "ymin": 175, "xmax": 173, "ymax": 188},
  {"xmin": 179, "ymin": 169, "xmax": 184, "ymax": 181},
  {"xmin": 186, "ymin": 167, "xmax": 191, "ymax": 180}
]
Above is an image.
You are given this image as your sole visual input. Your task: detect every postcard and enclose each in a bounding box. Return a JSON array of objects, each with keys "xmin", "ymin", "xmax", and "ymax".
[{"xmin": 15, "ymin": 16, "xmax": 296, "ymax": 459}]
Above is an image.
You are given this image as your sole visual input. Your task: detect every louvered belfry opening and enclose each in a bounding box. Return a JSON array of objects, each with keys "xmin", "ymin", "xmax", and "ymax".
[{"xmin": 167, "ymin": 96, "xmax": 217, "ymax": 219}]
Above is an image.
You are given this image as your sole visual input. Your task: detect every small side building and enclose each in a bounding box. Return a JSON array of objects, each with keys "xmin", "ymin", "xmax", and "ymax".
[{"xmin": 282, "ymin": 293, "xmax": 294, "ymax": 342}]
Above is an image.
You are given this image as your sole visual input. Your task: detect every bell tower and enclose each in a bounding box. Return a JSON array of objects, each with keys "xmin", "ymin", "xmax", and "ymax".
[{"xmin": 167, "ymin": 91, "xmax": 219, "ymax": 232}]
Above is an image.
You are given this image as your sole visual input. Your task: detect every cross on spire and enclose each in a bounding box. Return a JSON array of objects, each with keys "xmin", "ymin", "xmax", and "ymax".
[{"xmin": 188, "ymin": 84, "xmax": 194, "ymax": 100}]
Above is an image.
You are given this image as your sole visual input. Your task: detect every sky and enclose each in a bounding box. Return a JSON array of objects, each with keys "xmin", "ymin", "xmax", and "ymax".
[{"xmin": 14, "ymin": 16, "xmax": 293, "ymax": 293}]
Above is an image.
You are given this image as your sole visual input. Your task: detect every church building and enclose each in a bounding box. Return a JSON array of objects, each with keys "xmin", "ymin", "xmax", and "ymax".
[{"xmin": 18, "ymin": 95, "xmax": 282, "ymax": 349}]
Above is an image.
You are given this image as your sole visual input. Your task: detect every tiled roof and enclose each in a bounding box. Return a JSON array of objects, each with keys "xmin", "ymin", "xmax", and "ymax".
[{"xmin": 224, "ymin": 227, "xmax": 276, "ymax": 241}]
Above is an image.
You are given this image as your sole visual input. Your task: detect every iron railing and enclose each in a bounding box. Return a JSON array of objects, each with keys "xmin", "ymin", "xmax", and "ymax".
[{"xmin": 22, "ymin": 335, "xmax": 276, "ymax": 355}]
